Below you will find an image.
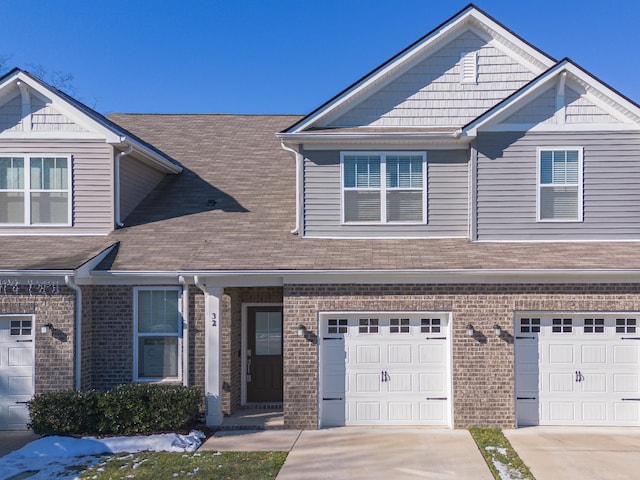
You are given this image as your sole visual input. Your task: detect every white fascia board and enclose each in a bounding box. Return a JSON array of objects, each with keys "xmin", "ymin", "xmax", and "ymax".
[
  {"xmin": 277, "ymin": 132, "xmax": 464, "ymax": 146},
  {"xmin": 481, "ymin": 123, "xmax": 640, "ymax": 133},
  {"xmin": 86, "ymin": 268, "xmax": 640, "ymax": 286},
  {"xmin": 128, "ymin": 144, "xmax": 182, "ymax": 174},
  {"xmin": 0, "ymin": 270, "xmax": 74, "ymax": 278}
]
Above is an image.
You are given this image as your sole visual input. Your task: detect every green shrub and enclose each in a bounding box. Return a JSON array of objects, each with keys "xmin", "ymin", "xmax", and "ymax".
[
  {"xmin": 28, "ymin": 390, "xmax": 99, "ymax": 435},
  {"xmin": 28, "ymin": 384, "xmax": 202, "ymax": 436}
]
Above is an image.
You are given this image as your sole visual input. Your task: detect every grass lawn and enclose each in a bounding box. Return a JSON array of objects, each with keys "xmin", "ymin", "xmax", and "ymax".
[
  {"xmin": 469, "ymin": 427, "xmax": 535, "ymax": 480},
  {"xmin": 78, "ymin": 451, "xmax": 287, "ymax": 480}
]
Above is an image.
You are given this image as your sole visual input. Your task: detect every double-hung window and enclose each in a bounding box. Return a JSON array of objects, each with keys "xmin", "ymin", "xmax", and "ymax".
[
  {"xmin": 537, "ymin": 148, "xmax": 583, "ymax": 221},
  {"xmin": 0, "ymin": 155, "xmax": 71, "ymax": 225},
  {"xmin": 134, "ymin": 287, "xmax": 182, "ymax": 381},
  {"xmin": 341, "ymin": 152, "xmax": 426, "ymax": 223}
]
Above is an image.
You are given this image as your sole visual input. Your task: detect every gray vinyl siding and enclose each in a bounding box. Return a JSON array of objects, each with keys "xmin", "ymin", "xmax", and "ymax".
[
  {"xmin": 120, "ymin": 156, "xmax": 166, "ymax": 220},
  {"xmin": 476, "ymin": 131, "xmax": 640, "ymax": 240},
  {"xmin": 303, "ymin": 149, "xmax": 468, "ymax": 237},
  {"xmin": 0, "ymin": 140, "xmax": 113, "ymax": 234},
  {"xmin": 327, "ymin": 30, "xmax": 536, "ymax": 128}
]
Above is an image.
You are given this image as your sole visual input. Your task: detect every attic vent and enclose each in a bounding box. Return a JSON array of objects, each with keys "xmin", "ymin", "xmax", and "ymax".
[{"xmin": 460, "ymin": 51, "xmax": 477, "ymax": 84}]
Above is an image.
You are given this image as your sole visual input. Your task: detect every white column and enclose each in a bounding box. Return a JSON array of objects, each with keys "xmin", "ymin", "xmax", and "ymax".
[{"xmin": 204, "ymin": 286, "xmax": 222, "ymax": 426}]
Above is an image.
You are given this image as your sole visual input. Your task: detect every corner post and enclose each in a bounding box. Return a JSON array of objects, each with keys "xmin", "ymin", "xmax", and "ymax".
[{"xmin": 203, "ymin": 285, "xmax": 222, "ymax": 426}]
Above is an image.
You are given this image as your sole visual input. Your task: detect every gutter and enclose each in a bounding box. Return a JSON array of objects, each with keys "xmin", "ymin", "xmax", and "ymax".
[
  {"xmin": 65, "ymin": 275, "xmax": 82, "ymax": 390},
  {"xmin": 87, "ymin": 268, "xmax": 640, "ymax": 284},
  {"xmin": 114, "ymin": 145, "xmax": 133, "ymax": 227},
  {"xmin": 178, "ymin": 275, "xmax": 189, "ymax": 387}
]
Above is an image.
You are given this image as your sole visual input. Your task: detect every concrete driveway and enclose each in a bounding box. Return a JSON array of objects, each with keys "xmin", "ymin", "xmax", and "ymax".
[
  {"xmin": 504, "ymin": 427, "xmax": 640, "ymax": 480},
  {"xmin": 202, "ymin": 428, "xmax": 492, "ymax": 480},
  {"xmin": 0, "ymin": 431, "xmax": 39, "ymax": 457}
]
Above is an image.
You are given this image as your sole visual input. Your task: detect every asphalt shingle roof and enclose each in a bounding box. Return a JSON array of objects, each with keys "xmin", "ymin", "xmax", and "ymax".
[{"xmin": 4, "ymin": 113, "xmax": 640, "ymax": 273}]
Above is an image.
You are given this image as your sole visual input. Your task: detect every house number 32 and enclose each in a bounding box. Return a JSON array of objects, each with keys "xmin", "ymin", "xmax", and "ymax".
[{"xmin": 211, "ymin": 313, "xmax": 217, "ymax": 327}]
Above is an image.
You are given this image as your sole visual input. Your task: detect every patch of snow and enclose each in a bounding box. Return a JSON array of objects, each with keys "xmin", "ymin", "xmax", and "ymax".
[
  {"xmin": 485, "ymin": 445, "xmax": 508, "ymax": 456},
  {"xmin": 492, "ymin": 458, "xmax": 523, "ymax": 480},
  {"xmin": 0, "ymin": 430, "xmax": 204, "ymax": 480}
]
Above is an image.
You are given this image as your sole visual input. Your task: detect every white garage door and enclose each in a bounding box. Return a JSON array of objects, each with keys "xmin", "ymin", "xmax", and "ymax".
[
  {"xmin": 0, "ymin": 316, "xmax": 35, "ymax": 430},
  {"xmin": 515, "ymin": 313, "xmax": 640, "ymax": 426},
  {"xmin": 320, "ymin": 313, "xmax": 451, "ymax": 427}
]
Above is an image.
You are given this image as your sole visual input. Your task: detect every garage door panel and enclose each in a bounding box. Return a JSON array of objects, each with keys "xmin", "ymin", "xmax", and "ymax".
[
  {"xmin": 419, "ymin": 373, "xmax": 445, "ymax": 393},
  {"xmin": 582, "ymin": 373, "xmax": 606, "ymax": 393},
  {"xmin": 6, "ymin": 404, "xmax": 29, "ymax": 429},
  {"xmin": 321, "ymin": 313, "xmax": 450, "ymax": 427},
  {"xmin": 8, "ymin": 346, "xmax": 32, "ymax": 367},
  {"xmin": 613, "ymin": 374, "xmax": 639, "ymax": 393},
  {"xmin": 387, "ymin": 344, "xmax": 412, "ymax": 364},
  {"xmin": 387, "ymin": 373, "xmax": 412, "ymax": 392},
  {"xmin": 549, "ymin": 402, "xmax": 575, "ymax": 421},
  {"xmin": 418, "ymin": 344, "xmax": 445, "ymax": 364},
  {"xmin": 8, "ymin": 376, "xmax": 33, "ymax": 396},
  {"xmin": 581, "ymin": 345, "xmax": 606, "ymax": 364},
  {"xmin": 356, "ymin": 345, "xmax": 381, "ymax": 364},
  {"xmin": 548, "ymin": 344, "xmax": 575, "ymax": 364},
  {"xmin": 548, "ymin": 373, "xmax": 574, "ymax": 392},
  {"xmin": 355, "ymin": 402, "xmax": 380, "ymax": 422},
  {"xmin": 516, "ymin": 313, "xmax": 640, "ymax": 427},
  {"xmin": 614, "ymin": 345, "xmax": 638, "ymax": 364},
  {"xmin": 419, "ymin": 401, "xmax": 446, "ymax": 422},
  {"xmin": 582, "ymin": 402, "xmax": 607, "ymax": 422},
  {"xmin": 356, "ymin": 373, "xmax": 382, "ymax": 393},
  {"xmin": 388, "ymin": 402, "xmax": 412, "ymax": 421},
  {"xmin": 615, "ymin": 402, "xmax": 639, "ymax": 422}
]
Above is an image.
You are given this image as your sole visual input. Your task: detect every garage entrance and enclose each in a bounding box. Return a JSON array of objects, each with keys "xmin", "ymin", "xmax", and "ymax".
[
  {"xmin": 319, "ymin": 312, "xmax": 451, "ymax": 427},
  {"xmin": 0, "ymin": 315, "xmax": 34, "ymax": 430},
  {"xmin": 515, "ymin": 313, "xmax": 640, "ymax": 426}
]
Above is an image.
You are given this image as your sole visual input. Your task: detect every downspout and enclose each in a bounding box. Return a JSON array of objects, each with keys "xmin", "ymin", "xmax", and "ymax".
[
  {"xmin": 65, "ymin": 275, "xmax": 82, "ymax": 390},
  {"xmin": 280, "ymin": 141, "xmax": 303, "ymax": 235},
  {"xmin": 114, "ymin": 144, "xmax": 134, "ymax": 227},
  {"xmin": 179, "ymin": 275, "xmax": 189, "ymax": 387}
]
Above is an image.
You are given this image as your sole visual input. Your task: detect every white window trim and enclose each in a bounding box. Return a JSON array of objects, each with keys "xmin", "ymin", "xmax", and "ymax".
[
  {"xmin": 0, "ymin": 154, "xmax": 72, "ymax": 227},
  {"xmin": 133, "ymin": 286, "xmax": 183, "ymax": 383},
  {"xmin": 340, "ymin": 151, "xmax": 427, "ymax": 225},
  {"xmin": 536, "ymin": 147, "xmax": 584, "ymax": 222}
]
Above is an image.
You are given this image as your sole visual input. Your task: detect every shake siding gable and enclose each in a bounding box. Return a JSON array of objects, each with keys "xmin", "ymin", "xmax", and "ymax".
[
  {"xmin": 327, "ymin": 30, "xmax": 536, "ymax": 128},
  {"xmin": 303, "ymin": 149, "xmax": 468, "ymax": 237},
  {"xmin": 500, "ymin": 86, "xmax": 619, "ymax": 126},
  {"xmin": 475, "ymin": 131, "xmax": 640, "ymax": 240},
  {"xmin": 0, "ymin": 140, "xmax": 113, "ymax": 234}
]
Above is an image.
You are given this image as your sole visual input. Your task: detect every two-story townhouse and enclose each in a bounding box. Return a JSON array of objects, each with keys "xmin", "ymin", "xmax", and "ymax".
[{"xmin": 2, "ymin": 4, "xmax": 640, "ymax": 431}]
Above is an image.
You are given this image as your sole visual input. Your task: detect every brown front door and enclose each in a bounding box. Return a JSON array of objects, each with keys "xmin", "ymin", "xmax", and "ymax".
[{"xmin": 247, "ymin": 307, "xmax": 283, "ymax": 402}]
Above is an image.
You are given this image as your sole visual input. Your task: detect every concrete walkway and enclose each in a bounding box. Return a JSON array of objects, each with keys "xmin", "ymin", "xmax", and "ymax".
[
  {"xmin": 202, "ymin": 428, "xmax": 492, "ymax": 480},
  {"xmin": 505, "ymin": 427, "xmax": 640, "ymax": 480}
]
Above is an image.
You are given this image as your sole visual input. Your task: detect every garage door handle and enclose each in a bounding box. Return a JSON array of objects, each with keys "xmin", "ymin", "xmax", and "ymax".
[
  {"xmin": 516, "ymin": 397, "xmax": 537, "ymax": 400},
  {"xmin": 16, "ymin": 339, "xmax": 32, "ymax": 343},
  {"xmin": 516, "ymin": 336, "xmax": 536, "ymax": 339},
  {"xmin": 621, "ymin": 337, "xmax": 640, "ymax": 340},
  {"xmin": 15, "ymin": 401, "xmax": 30, "ymax": 404},
  {"xmin": 323, "ymin": 397, "xmax": 343, "ymax": 401},
  {"xmin": 425, "ymin": 397, "xmax": 447, "ymax": 400},
  {"xmin": 622, "ymin": 398, "xmax": 640, "ymax": 401}
]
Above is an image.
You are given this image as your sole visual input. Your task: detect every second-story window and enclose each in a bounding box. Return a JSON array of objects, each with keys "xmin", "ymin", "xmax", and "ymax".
[
  {"xmin": 341, "ymin": 152, "xmax": 426, "ymax": 224},
  {"xmin": 537, "ymin": 148, "xmax": 583, "ymax": 222},
  {"xmin": 0, "ymin": 155, "xmax": 71, "ymax": 226}
]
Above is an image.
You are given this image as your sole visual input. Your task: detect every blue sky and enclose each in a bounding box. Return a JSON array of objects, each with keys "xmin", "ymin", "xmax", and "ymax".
[{"xmin": 1, "ymin": 1, "xmax": 639, "ymax": 115}]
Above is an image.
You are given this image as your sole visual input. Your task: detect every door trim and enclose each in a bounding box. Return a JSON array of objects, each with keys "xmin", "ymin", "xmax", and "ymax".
[{"xmin": 241, "ymin": 303, "xmax": 283, "ymax": 406}]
